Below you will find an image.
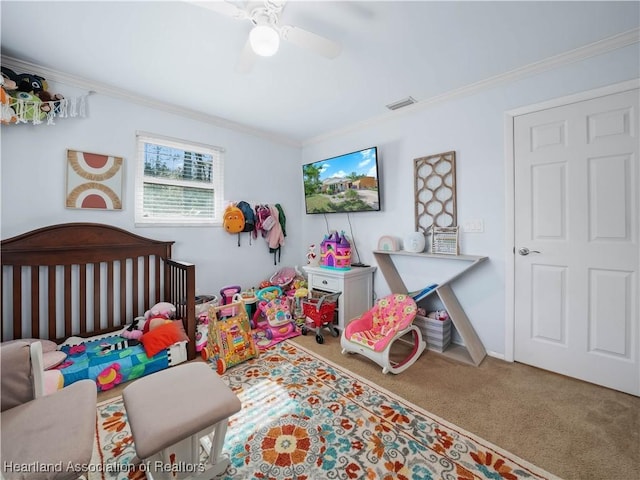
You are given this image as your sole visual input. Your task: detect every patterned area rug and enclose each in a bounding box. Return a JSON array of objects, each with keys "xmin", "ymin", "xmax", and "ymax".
[{"xmin": 91, "ymin": 341, "xmax": 561, "ymax": 480}]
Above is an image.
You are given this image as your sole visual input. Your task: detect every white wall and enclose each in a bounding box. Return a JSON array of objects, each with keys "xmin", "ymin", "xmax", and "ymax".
[
  {"xmin": 3, "ymin": 43, "xmax": 638, "ymax": 357},
  {"xmin": 1, "ymin": 87, "xmax": 303, "ymax": 296},
  {"xmin": 300, "ymin": 44, "xmax": 640, "ymax": 357}
]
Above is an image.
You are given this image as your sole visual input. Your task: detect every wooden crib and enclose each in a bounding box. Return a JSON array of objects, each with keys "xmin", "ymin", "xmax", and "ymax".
[{"xmin": 1, "ymin": 222, "xmax": 197, "ymax": 361}]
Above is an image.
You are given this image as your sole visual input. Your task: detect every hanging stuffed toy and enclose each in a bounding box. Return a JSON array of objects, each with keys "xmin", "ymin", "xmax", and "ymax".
[
  {"xmin": 0, "ymin": 66, "xmax": 82, "ymax": 124},
  {"xmin": 0, "ymin": 74, "xmax": 17, "ymax": 124}
]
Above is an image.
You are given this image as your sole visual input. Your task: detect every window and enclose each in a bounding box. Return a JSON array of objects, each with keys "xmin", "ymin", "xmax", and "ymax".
[{"xmin": 135, "ymin": 132, "xmax": 224, "ymax": 226}]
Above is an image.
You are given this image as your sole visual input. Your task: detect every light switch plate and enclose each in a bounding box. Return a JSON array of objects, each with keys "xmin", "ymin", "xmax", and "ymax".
[{"xmin": 462, "ymin": 219, "xmax": 484, "ymax": 233}]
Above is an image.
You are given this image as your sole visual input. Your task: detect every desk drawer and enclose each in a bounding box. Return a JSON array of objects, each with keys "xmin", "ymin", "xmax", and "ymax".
[{"xmin": 310, "ymin": 274, "xmax": 340, "ymax": 291}]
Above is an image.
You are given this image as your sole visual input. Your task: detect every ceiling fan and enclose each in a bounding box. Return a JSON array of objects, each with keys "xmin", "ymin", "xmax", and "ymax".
[{"xmin": 188, "ymin": 0, "xmax": 342, "ymax": 73}]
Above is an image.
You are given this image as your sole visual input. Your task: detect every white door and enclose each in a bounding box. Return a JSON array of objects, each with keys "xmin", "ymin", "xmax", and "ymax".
[{"xmin": 513, "ymin": 88, "xmax": 639, "ymax": 396}]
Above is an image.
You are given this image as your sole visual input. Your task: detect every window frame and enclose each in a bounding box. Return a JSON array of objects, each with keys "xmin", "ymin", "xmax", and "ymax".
[{"xmin": 135, "ymin": 132, "xmax": 224, "ymax": 227}]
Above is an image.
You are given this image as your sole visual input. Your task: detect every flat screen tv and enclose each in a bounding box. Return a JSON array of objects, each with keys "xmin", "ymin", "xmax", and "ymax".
[{"xmin": 303, "ymin": 146, "xmax": 380, "ymax": 214}]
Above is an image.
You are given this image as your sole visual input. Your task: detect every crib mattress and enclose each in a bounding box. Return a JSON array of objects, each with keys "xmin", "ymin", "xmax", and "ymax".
[{"xmin": 57, "ymin": 335, "xmax": 181, "ymax": 391}]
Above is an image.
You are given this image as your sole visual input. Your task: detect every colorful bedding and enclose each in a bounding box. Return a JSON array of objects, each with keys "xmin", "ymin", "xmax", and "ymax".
[{"xmin": 57, "ymin": 336, "xmax": 169, "ymax": 391}]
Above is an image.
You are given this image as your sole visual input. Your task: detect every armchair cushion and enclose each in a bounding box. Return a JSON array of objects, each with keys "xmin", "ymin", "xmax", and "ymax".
[
  {"xmin": 2, "ymin": 338, "xmax": 58, "ymax": 352},
  {"xmin": 1, "ymin": 380, "xmax": 97, "ymax": 480},
  {"xmin": 1, "ymin": 340, "xmax": 34, "ymax": 411}
]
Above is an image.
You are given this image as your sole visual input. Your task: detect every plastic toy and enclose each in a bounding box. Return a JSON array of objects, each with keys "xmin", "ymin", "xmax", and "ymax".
[
  {"xmin": 292, "ymin": 287, "xmax": 309, "ymax": 322},
  {"xmin": 269, "ymin": 266, "xmax": 296, "ymax": 290},
  {"xmin": 220, "ymin": 285, "xmax": 242, "ymax": 305},
  {"xmin": 301, "ymin": 290, "xmax": 342, "ymax": 344},
  {"xmin": 240, "ymin": 289, "xmax": 258, "ymax": 317},
  {"xmin": 219, "ymin": 285, "xmax": 243, "ymax": 317},
  {"xmin": 428, "ymin": 310, "xmax": 449, "ymax": 321},
  {"xmin": 202, "ymin": 300, "xmax": 259, "ymax": 373},
  {"xmin": 252, "ymin": 286, "xmax": 297, "ymax": 341},
  {"xmin": 320, "ymin": 231, "xmax": 351, "ymax": 269},
  {"xmin": 193, "ymin": 295, "xmax": 219, "ymax": 353}
]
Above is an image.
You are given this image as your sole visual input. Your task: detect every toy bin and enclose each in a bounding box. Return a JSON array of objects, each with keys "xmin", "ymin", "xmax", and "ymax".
[
  {"xmin": 301, "ymin": 290, "xmax": 341, "ymax": 344},
  {"xmin": 194, "ymin": 295, "xmax": 219, "ymax": 353}
]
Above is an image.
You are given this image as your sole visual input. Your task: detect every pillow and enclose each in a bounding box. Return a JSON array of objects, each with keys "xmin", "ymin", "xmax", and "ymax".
[
  {"xmin": 43, "ymin": 351, "xmax": 67, "ymax": 370},
  {"xmin": 172, "ymin": 320, "xmax": 189, "ymax": 343},
  {"xmin": 1, "ymin": 341, "xmax": 34, "ymax": 410},
  {"xmin": 2, "ymin": 338, "xmax": 57, "ymax": 353},
  {"xmin": 140, "ymin": 322, "xmax": 185, "ymax": 357}
]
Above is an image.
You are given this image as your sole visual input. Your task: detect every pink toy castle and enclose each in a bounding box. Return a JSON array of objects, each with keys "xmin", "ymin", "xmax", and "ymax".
[{"xmin": 320, "ymin": 231, "xmax": 351, "ymax": 269}]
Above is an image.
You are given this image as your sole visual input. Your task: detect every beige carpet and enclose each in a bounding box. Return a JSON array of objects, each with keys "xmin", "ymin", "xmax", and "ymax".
[
  {"xmin": 289, "ymin": 334, "xmax": 639, "ymax": 480},
  {"xmin": 98, "ymin": 334, "xmax": 639, "ymax": 480}
]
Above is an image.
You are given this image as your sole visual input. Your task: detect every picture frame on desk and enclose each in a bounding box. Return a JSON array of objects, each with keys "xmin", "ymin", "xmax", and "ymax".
[{"xmin": 431, "ymin": 226, "xmax": 459, "ymax": 255}]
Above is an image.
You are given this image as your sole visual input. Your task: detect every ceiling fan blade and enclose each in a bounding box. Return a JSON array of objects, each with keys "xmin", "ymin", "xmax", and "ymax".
[
  {"xmin": 280, "ymin": 25, "xmax": 341, "ymax": 59},
  {"xmin": 186, "ymin": 1, "xmax": 249, "ymax": 20},
  {"xmin": 235, "ymin": 38, "xmax": 258, "ymax": 73}
]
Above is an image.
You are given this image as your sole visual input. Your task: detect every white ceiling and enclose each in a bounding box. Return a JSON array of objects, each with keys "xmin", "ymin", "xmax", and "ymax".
[{"xmin": 1, "ymin": 1, "xmax": 639, "ymax": 144}]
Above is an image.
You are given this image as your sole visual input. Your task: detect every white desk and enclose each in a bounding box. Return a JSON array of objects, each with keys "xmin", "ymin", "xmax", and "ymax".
[{"xmin": 303, "ymin": 265, "xmax": 376, "ymax": 331}]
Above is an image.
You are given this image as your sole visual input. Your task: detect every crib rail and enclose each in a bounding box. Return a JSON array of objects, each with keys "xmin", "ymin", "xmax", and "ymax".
[
  {"xmin": 167, "ymin": 259, "xmax": 196, "ymax": 360},
  {"xmin": 1, "ymin": 223, "xmax": 197, "ymax": 359}
]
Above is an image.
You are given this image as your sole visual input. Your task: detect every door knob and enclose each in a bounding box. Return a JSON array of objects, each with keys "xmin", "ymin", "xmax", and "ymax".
[{"xmin": 518, "ymin": 247, "xmax": 541, "ymax": 256}]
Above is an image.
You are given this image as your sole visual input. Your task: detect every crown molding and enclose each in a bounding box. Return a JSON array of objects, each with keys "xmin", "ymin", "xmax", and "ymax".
[
  {"xmin": 303, "ymin": 27, "xmax": 640, "ymax": 146},
  {"xmin": 3, "ymin": 27, "xmax": 637, "ymax": 149},
  {"xmin": 1, "ymin": 55, "xmax": 301, "ymax": 148}
]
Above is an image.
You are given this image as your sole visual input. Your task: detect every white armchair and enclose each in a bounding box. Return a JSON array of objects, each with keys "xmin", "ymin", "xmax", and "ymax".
[{"xmin": 1, "ymin": 340, "xmax": 97, "ymax": 480}]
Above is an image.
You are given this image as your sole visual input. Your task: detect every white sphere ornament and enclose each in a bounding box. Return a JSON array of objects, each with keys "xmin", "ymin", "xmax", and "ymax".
[{"xmin": 403, "ymin": 232, "xmax": 426, "ymax": 253}]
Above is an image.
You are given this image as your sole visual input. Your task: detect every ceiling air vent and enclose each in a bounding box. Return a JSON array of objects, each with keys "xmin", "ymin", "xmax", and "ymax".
[{"xmin": 386, "ymin": 96, "xmax": 417, "ymax": 111}]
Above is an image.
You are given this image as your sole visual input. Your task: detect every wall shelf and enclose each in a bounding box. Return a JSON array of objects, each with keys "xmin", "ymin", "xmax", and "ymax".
[{"xmin": 372, "ymin": 250, "xmax": 488, "ymax": 366}]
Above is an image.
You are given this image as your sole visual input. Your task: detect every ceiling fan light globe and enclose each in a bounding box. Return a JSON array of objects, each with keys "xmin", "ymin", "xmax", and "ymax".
[{"xmin": 250, "ymin": 25, "xmax": 280, "ymax": 57}]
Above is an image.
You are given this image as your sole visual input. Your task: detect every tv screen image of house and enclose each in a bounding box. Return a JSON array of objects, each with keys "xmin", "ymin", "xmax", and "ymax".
[{"xmin": 303, "ymin": 146, "xmax": 380, "ymax": 214}]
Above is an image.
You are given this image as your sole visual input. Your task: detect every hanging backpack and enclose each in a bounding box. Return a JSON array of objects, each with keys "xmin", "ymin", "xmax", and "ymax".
[
  {"xmin": 256, "ymin": 204, "xmax": 274, "ymax": 237},
  {"xmin": 237, "ymin": 201, "xmax": 256, "ymax": 245},
  {"xmin": 223, "ymin": 204, "xmax": 245, "ymax": 241}
]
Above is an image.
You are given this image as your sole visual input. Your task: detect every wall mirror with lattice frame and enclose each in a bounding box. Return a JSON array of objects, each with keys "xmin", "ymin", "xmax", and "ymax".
[{"xmin": 414, "ymin": 151, "xmax": 457, "ymax": 234}]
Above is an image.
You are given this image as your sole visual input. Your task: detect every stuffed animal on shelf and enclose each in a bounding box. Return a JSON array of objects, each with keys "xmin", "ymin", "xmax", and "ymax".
[
  {"xmin": 14, "ymin": 72, "xmax": 47, "ymax": 94},
  {"xmin": 0, "ymin": 85, "xmax": 17, "ymax": 124},
  {"xmin": 36, "ymin": 90, "xmax": 65, "ymax": 115},
  {"xmin": 1, "ymin": 67, "xmax": 66, "ymax": 122},
  {"xmin": 1, "ymin": 69, "xmax": 17, "ymax": 91},
  {"xmin": 3, "ymin": 68, "xmax": 46, "ymax": 121},
  {"xmin": 1, "ymin": 72, "xmax": 18, "ymax": 124}
]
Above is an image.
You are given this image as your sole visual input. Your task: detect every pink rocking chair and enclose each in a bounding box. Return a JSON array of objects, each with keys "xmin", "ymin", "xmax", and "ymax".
[{"xmin": 340, "ymin": 293, "xmax": 426, "ymax": 374}]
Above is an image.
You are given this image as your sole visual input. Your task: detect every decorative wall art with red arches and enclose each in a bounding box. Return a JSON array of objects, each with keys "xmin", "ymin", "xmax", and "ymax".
[{"xmin": 66, "ymin": 149, "xmax": 124, "ymax": 210}]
